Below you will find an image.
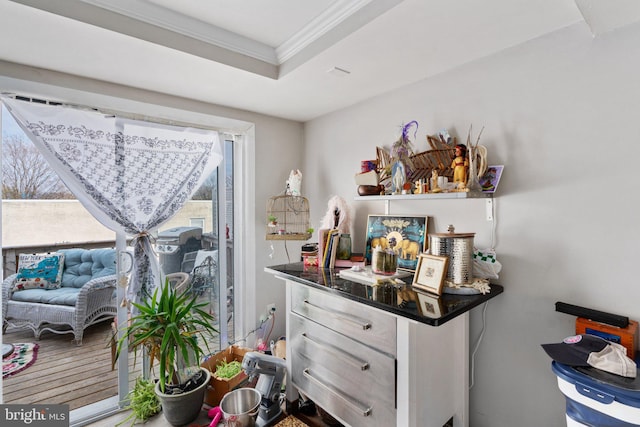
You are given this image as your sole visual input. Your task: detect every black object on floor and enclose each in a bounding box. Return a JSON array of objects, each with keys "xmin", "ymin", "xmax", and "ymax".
[{"xmin": 298, "ymin": 397, "xmax": 316, "ymax": 415}]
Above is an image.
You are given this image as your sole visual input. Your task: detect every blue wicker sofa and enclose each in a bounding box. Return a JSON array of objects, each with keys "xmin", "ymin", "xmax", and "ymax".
[{"xmin": 2, "ymin": 248, "xmax": 117, "ymax": 344}]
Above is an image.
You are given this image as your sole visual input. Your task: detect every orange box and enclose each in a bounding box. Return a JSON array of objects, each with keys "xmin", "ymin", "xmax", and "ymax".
[
  {"xmin": 576, "ymin": 317, "xmax": 638, "ymax": 360},
  {"xmin": 201, "ymin": 345, "xmax": 251, "ymax": 406}
]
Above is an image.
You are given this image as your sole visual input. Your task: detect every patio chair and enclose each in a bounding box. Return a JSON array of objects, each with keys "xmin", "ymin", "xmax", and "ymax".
[{"xmin": 2, "ymin": 248, "xmax": 117, "ymax": 345}]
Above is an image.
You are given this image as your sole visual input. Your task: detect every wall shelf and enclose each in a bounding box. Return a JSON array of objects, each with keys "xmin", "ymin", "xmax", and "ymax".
[
  {"xmin": 354, "ymin": 191, "xmax": 491, "ymax": 201},
  {"xmin": 266, "ymin": 233, "xmax": 312, "ymax": 241},
  {"xmin": 354, "ymin": 191, "xmax": 492, "ymax": 215}
]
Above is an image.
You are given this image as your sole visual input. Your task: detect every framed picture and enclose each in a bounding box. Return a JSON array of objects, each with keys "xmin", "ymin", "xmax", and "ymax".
[
  {"xmin": 364, "ymin": 215, "xmax": 428, "ymax": 272},
  {"xmin": 412, "ymin": 254, "xmax": 448, "ymax": 295},
  {"xmin": 416, "ymin": 291, "xmax": 443, "ymax": 318},
  {"xmin": 480, "ymin": 165, "xmax": 504, "ymax": 193}
]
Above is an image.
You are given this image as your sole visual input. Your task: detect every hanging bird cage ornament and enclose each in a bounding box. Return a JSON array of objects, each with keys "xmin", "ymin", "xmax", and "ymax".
[{"xmin": 266, "ymin": 195, "xmax": 312, "ymax": 240}]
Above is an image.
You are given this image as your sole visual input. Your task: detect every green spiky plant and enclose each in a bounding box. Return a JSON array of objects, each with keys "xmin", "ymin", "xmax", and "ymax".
[
  {"xmin": 114, "ymin": 280, "xmax": 218, "ymax": 394},
  {"xmin": 116, "ymin": 376, "xmax": 160, "ymax": 426}
]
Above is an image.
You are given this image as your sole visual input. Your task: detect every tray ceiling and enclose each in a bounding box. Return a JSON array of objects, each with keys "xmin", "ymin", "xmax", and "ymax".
[{"xmin": 2, "ymin": 0, "xmax": 640, "ymax": 121}]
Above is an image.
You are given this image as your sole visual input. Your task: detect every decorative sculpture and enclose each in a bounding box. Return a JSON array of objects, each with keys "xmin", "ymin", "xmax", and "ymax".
[
  {"xmin": 430, "ymin": 169, "xmax": 442, "ymax": 193},
  {"xmin": 286, "ymin": 169, "xmax": 302, "ymax": 196},
  {"xmin": 319, "ymin": 195, "xmax": 353, "ymax": 236},
  {"xmin": 451, "ymin": 144, "xmax": 468, "ymax": 185}
]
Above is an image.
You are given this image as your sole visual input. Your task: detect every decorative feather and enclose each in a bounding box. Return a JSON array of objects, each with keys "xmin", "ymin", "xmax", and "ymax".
[{"xmin": 319, "ymin": 195, "xmax": 353, "ymax": 236}]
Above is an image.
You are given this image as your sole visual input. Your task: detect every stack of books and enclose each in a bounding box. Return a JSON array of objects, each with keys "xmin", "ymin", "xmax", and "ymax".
[{"xmin": 318, "ymin": 229, "xmax": 366, "ymax": 269}]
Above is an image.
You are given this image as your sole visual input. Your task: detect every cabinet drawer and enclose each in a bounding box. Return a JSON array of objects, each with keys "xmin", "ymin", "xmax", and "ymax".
[
  {"xmin": 290, "ymin": 283, "xmax": 396, "ymax": 356},
  {"xmin": 290, "ymin": 312, "xmax": 396, "ymax": 427}
]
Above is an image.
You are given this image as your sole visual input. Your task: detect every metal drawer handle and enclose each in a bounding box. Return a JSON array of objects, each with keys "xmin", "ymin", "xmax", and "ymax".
[
  {"xmin": 303, "ymin": 300, "xmax": 372, "ymax": 330},
  {"xmin": 303, "ymin": 368, "xmax": 372, "ymax": 417},
  {"xmin": 301, "ymin": 333, "xmax": 369, "ymax": 371}
]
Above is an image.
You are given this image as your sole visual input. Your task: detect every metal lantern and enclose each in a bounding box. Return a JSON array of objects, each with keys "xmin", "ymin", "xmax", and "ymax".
[{"xmin": 429, "ymin": 225, "xmax": 475, "ymax": 285}]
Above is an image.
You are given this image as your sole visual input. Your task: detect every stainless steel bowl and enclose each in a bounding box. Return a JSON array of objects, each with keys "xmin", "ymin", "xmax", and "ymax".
[{"xmin": 219, "ymin": 387, "xmax": 261, "ymax": 427}]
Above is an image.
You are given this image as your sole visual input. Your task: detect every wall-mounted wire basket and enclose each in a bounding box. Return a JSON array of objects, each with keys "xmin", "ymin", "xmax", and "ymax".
[{"xmin": 266, "ymin": 195, "xmax": 312, "ymax": 240}]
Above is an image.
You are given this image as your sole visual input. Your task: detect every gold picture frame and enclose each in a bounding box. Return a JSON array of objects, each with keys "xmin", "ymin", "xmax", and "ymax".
[{"xmin": 412, "ymin": 254, "xmax": 448, "ymax": 295}]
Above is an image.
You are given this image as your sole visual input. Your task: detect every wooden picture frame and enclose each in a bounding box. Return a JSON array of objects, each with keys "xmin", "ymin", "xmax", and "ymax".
[
  {"xmin": 412, "ymin": 254, "xmax": 448, "ymax": 295},
  {"xmin": 416, "ymin": 291, "xmax": 443, "ymax": 318},
  {"xmin": 364, "ymin": 214, "xmax": 428, "ymax": 272}
]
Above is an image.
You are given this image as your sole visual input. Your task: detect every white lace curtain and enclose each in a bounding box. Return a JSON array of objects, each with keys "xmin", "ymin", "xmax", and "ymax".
[{"xmin": 1, "ymin": 97, "xmax": 223, "ymax": 306}]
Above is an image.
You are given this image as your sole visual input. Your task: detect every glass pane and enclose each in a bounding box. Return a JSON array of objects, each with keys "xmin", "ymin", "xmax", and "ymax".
[
  {"xmin": 1, "ymin": 104, "xmax": 124, "ymax": 411},
  {"xmin": 155, "ymin": 138, "xmax": 234, "ymax": 354},
  {"xmin": 2, "ymin": 103, "xmax": 236, "ymax": 421}
]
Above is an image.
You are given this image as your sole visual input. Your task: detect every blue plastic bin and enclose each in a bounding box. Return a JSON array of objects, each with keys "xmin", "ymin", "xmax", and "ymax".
[{"xmin": 552, "ymin": 361, "xmax": 640, "ymax": 426}]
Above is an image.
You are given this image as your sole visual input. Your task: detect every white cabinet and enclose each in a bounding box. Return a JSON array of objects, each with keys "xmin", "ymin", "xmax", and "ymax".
[
  {"xmin": 282, "ymin": 278, "xmax": 471, "ymax": 427},
  {"xmin": 288, "ymin": 283, "xmax": 396, "ymax": 426}
]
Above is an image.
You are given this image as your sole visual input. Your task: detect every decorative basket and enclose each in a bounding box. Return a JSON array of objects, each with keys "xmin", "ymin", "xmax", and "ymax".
[{"xmin": 376, "ymin": 134, "xmax": 457, "ymax": 189}]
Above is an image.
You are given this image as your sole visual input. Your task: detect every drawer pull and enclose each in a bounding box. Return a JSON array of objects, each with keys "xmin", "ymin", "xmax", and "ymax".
[
  {"xmin": 303, "ymin": 300, "xmax": 372, "ymax": 330},
  {"xmin": 303, "ymin": 368, "xmax": 372, "ymax": 417},
  {"xmin": 301, "ymin": 333, "xmax": 370, "ymax": 371}
]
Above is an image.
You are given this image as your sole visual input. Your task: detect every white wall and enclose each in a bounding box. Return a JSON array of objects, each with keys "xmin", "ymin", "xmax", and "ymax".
[
  {"xmin": 5, "ymin": 17, "xmax": 640, "ymax": 425},
  {"xmin": 302, "ymin": 21, "xmax": 640, "ymax": 427}
]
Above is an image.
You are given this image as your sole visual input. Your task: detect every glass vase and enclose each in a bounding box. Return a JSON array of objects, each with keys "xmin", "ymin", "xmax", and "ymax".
[{"xmin": 337, "ymin": 234, "xmax": 352, "ymax": 260}]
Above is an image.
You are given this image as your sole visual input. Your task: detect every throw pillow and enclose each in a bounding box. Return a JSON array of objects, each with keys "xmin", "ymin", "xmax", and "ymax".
[{"xmin": 14, "ymin": 252, "xmax": 65, "ymax": 291}]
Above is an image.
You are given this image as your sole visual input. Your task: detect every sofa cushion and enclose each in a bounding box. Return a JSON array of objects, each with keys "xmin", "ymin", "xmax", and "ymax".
[
  {"xmin": 14, "ymin": 252, "xmax": 65, "ymax": 291},
  {"xmin": 10, "ymin": 287, "xmax": 81, "ymax": 306},
  {"xmin": 59, "ymin": 248, "xmax": 116, "ymax": 288}
]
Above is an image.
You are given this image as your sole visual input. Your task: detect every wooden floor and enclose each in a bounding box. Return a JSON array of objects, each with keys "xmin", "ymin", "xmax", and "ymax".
[
  {"xmin": 2, "ymin": 289, "xmax": 231, "ymax": 412},
  {"xmin": 2, "ymin": 320, "xmax": 135, "ymax": 410},
  {"xmin": 3, "ymin": 320, "xmax": 337, "ymax": 427},
  {"xmin": 90, "ymin": 399, "xmax": 336, "ymax": 427}
]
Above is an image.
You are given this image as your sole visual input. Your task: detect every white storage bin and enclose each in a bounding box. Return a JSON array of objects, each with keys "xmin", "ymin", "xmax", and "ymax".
[{"xmin": 552, "ymin": 361, "xmax": 640, "ymax": 426}]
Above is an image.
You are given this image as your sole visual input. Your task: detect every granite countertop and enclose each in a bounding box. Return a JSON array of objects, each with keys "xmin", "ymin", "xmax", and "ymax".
[{"xmin": 266, "ymin": 262, "xmax": 503, "ymax": 327}]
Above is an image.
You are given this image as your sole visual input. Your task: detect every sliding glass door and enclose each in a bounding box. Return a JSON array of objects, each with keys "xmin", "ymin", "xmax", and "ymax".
[{"xmin": 1, "ymin": 101, "xmax": 237, "ymax": 425}]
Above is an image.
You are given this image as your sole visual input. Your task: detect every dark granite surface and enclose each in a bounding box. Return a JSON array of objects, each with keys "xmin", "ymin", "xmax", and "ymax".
[{"xmin": 266, "ymin": 263, "xmax": 503, "ymax": 326}]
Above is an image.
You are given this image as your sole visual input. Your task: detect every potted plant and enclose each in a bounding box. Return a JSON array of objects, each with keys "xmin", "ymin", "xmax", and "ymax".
[
  {"xmin": 114, "ymin": 280, "xmax": 218, "ymax": 426},
  {"xmin": 267, "ymin": 215, "xmax": 278, "ymax": 232}
]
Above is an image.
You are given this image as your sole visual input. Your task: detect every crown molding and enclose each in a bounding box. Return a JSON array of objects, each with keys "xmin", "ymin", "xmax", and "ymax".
[
  {"xmin": 9, "ymin": 0, "xmax": 390, "ymax": 77},
  {"xmin": 275, "ymin": 0, "xmax": 372, "ymax": 64},
  {"xmin": 81, "ymin": 0, "xmax": 374, "ymax": 66},
  {"xmin": 81, "ymin": 0, "xmax": 277, "ymax": 64}
]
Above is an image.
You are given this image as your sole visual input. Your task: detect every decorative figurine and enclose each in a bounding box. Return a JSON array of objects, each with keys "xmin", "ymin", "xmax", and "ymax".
[
  {"xmin": 414, "ymin": 179, "xmax": 423, "ymax": 194},
  {"xmin": 430, "ymin": 169, "xmax": 442, "ymax": 193},
  {"xmin": 286, "ymin": 169, "xmax": 302, "ymax": 196},
  {"xmin": 392, "ymin": 161, "xmax": 406, "ymax": 194},
  {"xmin": 451, "ymin": 144, "xmax": 469, "ymax": 185}
]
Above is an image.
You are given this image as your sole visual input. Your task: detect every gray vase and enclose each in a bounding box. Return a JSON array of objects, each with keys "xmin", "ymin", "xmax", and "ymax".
[{"xmin": 155, "ymin": 367, "xmax": 211, "ymax": 426}]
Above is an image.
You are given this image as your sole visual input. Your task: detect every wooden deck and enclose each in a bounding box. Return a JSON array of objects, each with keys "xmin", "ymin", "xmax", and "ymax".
[
  {"xmin": 2, "ymin": 320, "xmax": 336, "ymax": 427},
  {"xmin": 3, "ymin": 305, "xmax": 230, "ymax": 412},
  {"xmin": 2, "ymin": 320, "xmax": 139, "ymax": 410}
]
